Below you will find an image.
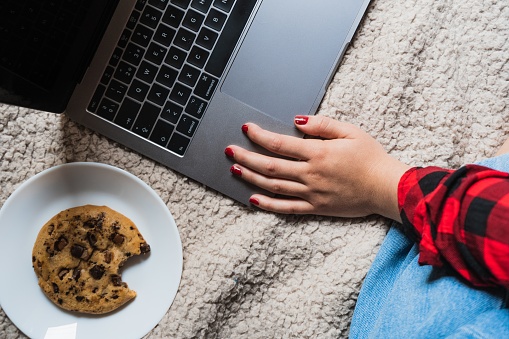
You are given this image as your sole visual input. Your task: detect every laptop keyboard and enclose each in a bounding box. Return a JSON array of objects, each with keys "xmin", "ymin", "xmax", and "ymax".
[{"xmin": 88, "ymin": 0, "xmax": 257, "ymax": 156}]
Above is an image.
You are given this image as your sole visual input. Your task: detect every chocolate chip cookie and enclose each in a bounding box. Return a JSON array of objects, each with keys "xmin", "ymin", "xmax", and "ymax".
[{"xmin": 32, "ymin": 205, "xmax": 151, "ymax": 314}]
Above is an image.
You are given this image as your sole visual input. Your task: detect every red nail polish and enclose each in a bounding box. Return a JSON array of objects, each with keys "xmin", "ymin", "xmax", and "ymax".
[
  {"xmin": 224, "ymin": 147, "xmax": 235, "ymax": 158},
  {"xmin": 242, "ymin": 124, "xmax": 249, "ymax": 133},
  {"xmin": 294, "ymin": 116, "xmax": 309, "ymax": 125},
  {"xmin": 230, "ymin": 165, "xmax": 242, "ymax": 176},
  {"xmin": 249, "ymin": 197, "xmax": 259, "ymax": 206}
]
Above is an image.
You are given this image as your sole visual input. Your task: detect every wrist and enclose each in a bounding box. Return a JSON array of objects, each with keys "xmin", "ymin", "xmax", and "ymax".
[{"xmin": 370, "ymin": 156, "xmax": 410, "ymax": 222}]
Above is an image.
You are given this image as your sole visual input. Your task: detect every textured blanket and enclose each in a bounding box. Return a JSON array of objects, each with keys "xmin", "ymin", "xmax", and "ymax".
[{"xmin": 1, "ymin": 0, "xmax": 508, "ymax": 337}]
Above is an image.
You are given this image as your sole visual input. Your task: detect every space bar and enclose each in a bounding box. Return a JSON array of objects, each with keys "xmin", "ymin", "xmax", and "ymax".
[{"xmin": 204, "ymin": 0, "xmax": 258, "ymax": 78}]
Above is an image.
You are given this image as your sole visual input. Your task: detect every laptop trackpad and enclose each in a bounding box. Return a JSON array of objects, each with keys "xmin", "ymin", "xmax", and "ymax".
[{"xmin": 221, "ymin": 0, "xmax": 362, "ymax": 124}]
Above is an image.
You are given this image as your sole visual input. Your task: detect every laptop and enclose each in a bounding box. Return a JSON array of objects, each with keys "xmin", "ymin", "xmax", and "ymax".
[{"xmin": 0, "ymin": 0, "xmax": 371, "ymax": 205}]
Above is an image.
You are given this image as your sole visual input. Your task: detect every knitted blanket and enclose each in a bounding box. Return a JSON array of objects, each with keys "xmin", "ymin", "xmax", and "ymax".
[{"xmin": 1, "ymin": 0, "xmax": 508, "ymax": 337}]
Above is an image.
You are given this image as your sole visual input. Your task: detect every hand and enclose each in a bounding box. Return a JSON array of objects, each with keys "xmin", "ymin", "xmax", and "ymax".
[{"xmin": 225, "ymin": 115, "xmax": 410, "ymax": 220}]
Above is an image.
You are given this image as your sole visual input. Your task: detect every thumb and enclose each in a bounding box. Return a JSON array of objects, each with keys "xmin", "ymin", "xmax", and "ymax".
[{"xmin": 294, "ymin": 115, "xmax": 361, "ymax": 140}]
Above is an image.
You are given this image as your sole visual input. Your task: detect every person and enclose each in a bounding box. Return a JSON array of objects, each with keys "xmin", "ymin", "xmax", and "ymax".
[{"xmin": 225, "ymin": 115, "xmax": 509, "ymax": 338}]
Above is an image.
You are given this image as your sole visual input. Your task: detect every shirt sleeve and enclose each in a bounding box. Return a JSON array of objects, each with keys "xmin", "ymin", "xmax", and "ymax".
[{"xmin": 398, "ymin": 165, "xmax": 509, "ymax": 289}]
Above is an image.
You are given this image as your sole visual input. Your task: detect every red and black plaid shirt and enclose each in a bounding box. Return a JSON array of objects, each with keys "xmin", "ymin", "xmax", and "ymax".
[{"xmin": 398, "ymin": 165, "xmax": 509, "ymax": 289}]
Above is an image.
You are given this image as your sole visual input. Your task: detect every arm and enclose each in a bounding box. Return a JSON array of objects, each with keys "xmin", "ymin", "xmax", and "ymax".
[
  {"xmin": 226, "ymin": 115, "xmax": 509, "ymax": 289},
  {"xmin": 399, "ymin": 165, "xmax": 509, "ymax": 289}
]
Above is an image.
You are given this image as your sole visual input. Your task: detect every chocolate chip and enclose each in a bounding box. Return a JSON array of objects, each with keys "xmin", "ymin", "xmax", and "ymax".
[
  {"xmin": 104, "ymin": 251, "xmax": 113, "ymax": 264},
  {"xmin": 109, "ymin": 233, "xmax": 125, "ymax": 245},
  {"xmin": 52, "ymin": 282, "xmax": 59, "ymax": 293},
  {"xmin": 58, "ymin": 268, "xmax": 69, "ymax": 280},
  {"xmin": 48, "ymin": 224, "xmax": 54, "ymax": 235},
  {"xmin": 87, "ymin": 232, "xmax": 97, "ymax": 247},
  {"xmin": 72, "ymin": 268, "xmax": 81, "ymax": 281},
  {"xmin": 83, "ymin": 213, "xmax": 105, "ymax": 228},
  {"xmin": 70, "ymin": 244, "xmax": 88, "ymax": 259},
  {"xmin": 111, "ymin": 274, "xmax": 122, "ymax": 286},
  {"xmin": 54, "ymin": 236, "xmax": 68, "ymax": 251},
  {"xmin": 58, "ymin": 298, "xmax": 63, "ymax": 305},
  {"xmin": 111, "ymin": 221, "xmax": 121, "ymax": 231},
  {"xmin": 76, "ymin": 296, "xmax": 84, "ymax": 302},
  {"xmin": 89, "ymin": 264, "xmax": 105, "ymax": 280},
  {"xmin": 140, "ymin": 242, "xmax": 151, "ymax": 254}
]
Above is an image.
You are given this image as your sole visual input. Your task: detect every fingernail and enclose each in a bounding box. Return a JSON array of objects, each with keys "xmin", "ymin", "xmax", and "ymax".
[
  {"xmin": 294, "ymin": 116, "xmax": 309, "ymax": 125},
  {"xmin": 242, "ymin": 124, "xmax": 249, "ymax": 133},
  {"xmin": 230, "ymin": 165, "xmax": 242, "ymax": 176},
  {"xmin": 249, "ymin": 197, "xmax": 260, "ymax": 206},
  {"xmin": 224, "ymin": 147, "xmax": 235, "ymax": 158}
]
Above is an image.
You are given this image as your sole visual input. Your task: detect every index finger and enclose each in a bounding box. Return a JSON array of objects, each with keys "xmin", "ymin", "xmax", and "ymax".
[{"xmin": 242, "ymin": 123, "xmax": 313, "ymax": 160}]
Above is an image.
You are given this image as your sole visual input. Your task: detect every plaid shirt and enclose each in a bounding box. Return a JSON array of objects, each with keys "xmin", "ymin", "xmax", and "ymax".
[{"xmin": 398, "ymin": 165, "xmax": 509, "ymax": 289}]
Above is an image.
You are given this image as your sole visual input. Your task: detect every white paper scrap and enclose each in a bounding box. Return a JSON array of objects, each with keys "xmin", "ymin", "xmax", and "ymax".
[{"xmin": 44, "ymin": 323, "xmax": 77, "ymax": 339}]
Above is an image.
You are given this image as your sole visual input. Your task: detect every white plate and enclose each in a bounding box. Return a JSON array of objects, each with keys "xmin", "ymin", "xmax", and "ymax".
[{"xmin": 0, "ymin": 162, "xmax": 183, "ymax": 339}]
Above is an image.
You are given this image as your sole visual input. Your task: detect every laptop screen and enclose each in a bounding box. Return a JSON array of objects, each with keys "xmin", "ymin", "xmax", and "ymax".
[{"xmin": 0, "ymin": 0, "xmax": 119, "ymax": 113}]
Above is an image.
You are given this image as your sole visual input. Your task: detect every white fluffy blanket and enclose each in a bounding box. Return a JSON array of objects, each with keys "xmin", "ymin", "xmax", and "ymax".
[{"xmin": 1, "ymin": 0, "xmax": 508, "ymax": 337}]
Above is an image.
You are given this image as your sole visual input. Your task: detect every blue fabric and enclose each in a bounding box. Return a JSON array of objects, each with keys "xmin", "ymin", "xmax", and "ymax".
[{"xmin": 349, "ymin": 153, "xmax": 509, "ymax": 338}]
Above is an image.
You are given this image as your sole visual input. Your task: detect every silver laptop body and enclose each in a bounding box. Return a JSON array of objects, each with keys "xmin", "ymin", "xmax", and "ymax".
[{"xmin": 0, "ymin": 0, "xmax": 370, "ymax": 205}]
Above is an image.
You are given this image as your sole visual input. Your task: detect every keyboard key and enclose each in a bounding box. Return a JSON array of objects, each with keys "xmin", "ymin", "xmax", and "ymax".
[
  {"xmin": 194, "ymin": 73, "xmax": 218, "ymax": 100},
  {"xmin": 88, "ymin": 85, "xmax": 106, "ymax": 113},
  {"xmin": 114, "ymin": 98, "xmax": 141, "ymax": 129},
  {"xmin": 182, "ymin": 9, "xmax": 205, "ymax": 32},
  {"xmin": 174, "ymin": 28, "xmax": 196, "ymax": 50},
  {"xmin": 123, "ymin": 43, "xmax": 145, "ymax": 66},
  {"xmin": 165, "ymin": 46, "xmax": 187, "ymax": 69},
  {"xmin": 149, "ymin": 119, "xmax": 174, "ymax": 146},
  {"xmin": 148, "ymin": 83, "xmax": 170, "ymax": 106},
  {"xmin": 205, "ymin": 0, "xmax": 257, "ymax": 77},
  {"xmin": 118, "ymin": 29, "xmax": 132, "ymax": 48},
  {"xmin": 127, "ymin": 10, "xmax": 140, "ymax": 29},
  {"xmin": 100, "ymin": 66, "xmax": 115, "ymax": 85},
  {"xmin": 109, "ymin": 47, "xmax": 123, "ymax": 66},
  {"xmin": 136, "ymin": 61, "xmax": 158, "ymax": 84},
  {"xmin": 204, "ymin": 8, "xmax": 226, "ymax": 31},
  {"xmin": 191, "ymin": 0, "xmax": 213, "ymax": 13},
  {"xmin": 132, "ymin": 102, "xmax": 160, "ymax": 137},
  {"xmin": 185, "ymin": 96, "xmax": 207, "ymax": 119},
  {"xmin": 132, "ymin": 24, "xmax": 154, "ymax": 47},
  {"xmin": 170, "ymin": 83, "xmax": 192, "ymax": 105},
  {"xmin": 140, "ymin": 5, "xmax": 163, "ymax": 29},
  {"xmin": 162, "ymin": 5, "xmax": 185, "ymax": 28},
  {"xmin": 154, "ymin": 23, "xmax": 176, "ymax": 47},
  {"xmin": 178, "ymin": 64, "xmax": 200, "ymax": 87},
  {"xmin": 146, "ymin": 42, "xmax": 167, "ymax": 65},
  {"xmin": 176, "ymin": 114, "xmax": 199, "ymax": 137},
  {"xmin": 148, "ymin": 0, "xmax": 170, "ymax": 11},
  {"xmin": 213, "ymin": 0, "xmax": 234, "ymax": 13},
  {"xmin": 127, "ymin": 79, "xmax": 150, "ymax": 101},
  {"xmin": 106, "ymin": 80, "xmax": 128, "ymax": 103},
  {"xmin": 161, "ymin": 101, "xmax": 183, "ymax": 124},
  {"xmin": 114, "ymin": 61, "xmax": 136, "ymax": 84},
  {"xmin": 196, "ymin": 27, "xmax": 218, "ymax": 50},
  {"xmin": 187, "ymin": 45, "xmax": 209, "ymax": 68},
  {"xmin": 168, "ymin": 133, "xmax": 190, "ymax": 156},
  {"xmin": 171, "ymin": 0, "xmax": 191, "ymax": 9},
  {"xmin": 135, "ymin": 0, "xmax": 148, "ymax": 11},
  {"xmin": 156, "ymin": 65, "xmax": 178, "ymax": 88},
  {"xmin": 97, "ymin": 98, "xmax": 119, "ymax": 121}
]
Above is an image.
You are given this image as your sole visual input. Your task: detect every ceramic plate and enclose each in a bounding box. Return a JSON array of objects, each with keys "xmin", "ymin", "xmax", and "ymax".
[{"xmin": 0, "ymin": 162, "xmax": 182, "ymax": 339}]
